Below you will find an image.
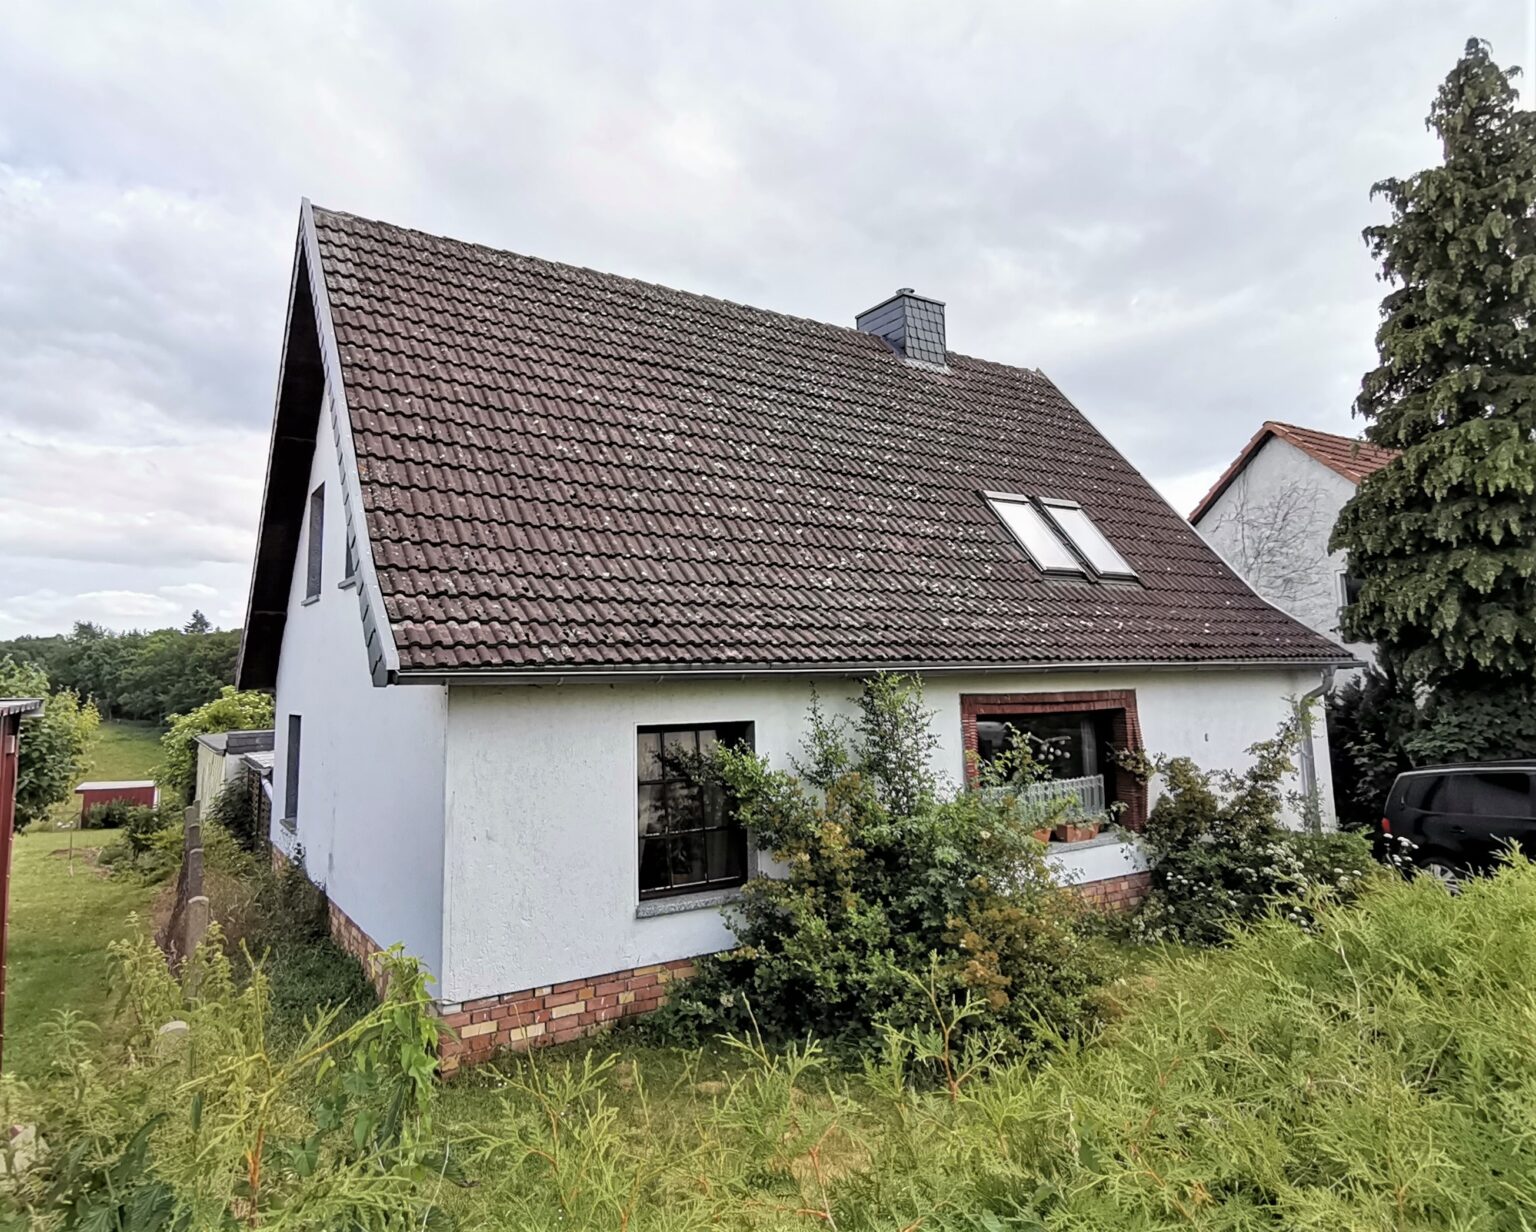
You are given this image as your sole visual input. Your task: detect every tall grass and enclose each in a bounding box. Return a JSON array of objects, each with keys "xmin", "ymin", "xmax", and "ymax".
[
  {"xmin": 442, "ymin": 863, "xmax": 1536, "ymax": 1229},
  {"xmin": 12, "ymin": 861, "xmax": 1536, "ymax": 1228}
]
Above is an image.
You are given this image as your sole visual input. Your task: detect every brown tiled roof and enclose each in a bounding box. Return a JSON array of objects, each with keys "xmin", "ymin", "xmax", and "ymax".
[
  {"xmin": 308, "ymin": 207, "xmax": 1349, "ymax": 674},
  {"xmin": 1189, "ymin": 421, "xmax": 1399, "ymax": 524}
]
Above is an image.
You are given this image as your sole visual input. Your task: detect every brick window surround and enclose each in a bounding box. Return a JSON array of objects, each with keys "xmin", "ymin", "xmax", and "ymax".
[{"xmin": 959, "ymin": 689, "xmax": 1147, "ymax": 831}]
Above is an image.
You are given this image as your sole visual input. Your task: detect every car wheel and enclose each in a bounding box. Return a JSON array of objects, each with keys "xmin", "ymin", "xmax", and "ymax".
[{"xmin": 1419, "ymin": 860, "xmax": 1463, "ymax": 895}]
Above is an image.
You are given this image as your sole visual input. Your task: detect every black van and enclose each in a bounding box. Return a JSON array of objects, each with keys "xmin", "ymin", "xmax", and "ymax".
[{"xmin": 1381, "ymin": 762, "xmax": 1536, "ymax": 890}]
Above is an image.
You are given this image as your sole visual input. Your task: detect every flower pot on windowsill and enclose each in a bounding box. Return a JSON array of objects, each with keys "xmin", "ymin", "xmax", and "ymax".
[{"xmin": 1053, "ymin": 820, "xmax": 1102, "ymax": 844}]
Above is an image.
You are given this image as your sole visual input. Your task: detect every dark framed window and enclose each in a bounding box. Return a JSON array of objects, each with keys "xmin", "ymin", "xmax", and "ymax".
[
  {"xmin": 284, "ymin": 714, "xmax": 302, "ymax": 826},
  {"xmin": 637, "ymin": 723, "xmax": 751, "ymax": 899},
  {"xmin": 306, "ymin": 484, "xmax": 325, "ymax": 599}
]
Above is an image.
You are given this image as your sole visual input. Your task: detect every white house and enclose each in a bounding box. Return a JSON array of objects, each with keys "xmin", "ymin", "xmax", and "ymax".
[
  {"xmin": 1189, "ymin": 421, "xmax": 1397, "ymax": 671},
  {"xmin": 237, "ymin": 202, "xmax": 1353, "ymax": 1070}
]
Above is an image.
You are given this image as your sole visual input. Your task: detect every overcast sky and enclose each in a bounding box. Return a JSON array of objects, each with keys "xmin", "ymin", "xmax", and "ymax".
[{"xmin": 0, "ymin": 2, "xmax": 1527, "ymax": 639}]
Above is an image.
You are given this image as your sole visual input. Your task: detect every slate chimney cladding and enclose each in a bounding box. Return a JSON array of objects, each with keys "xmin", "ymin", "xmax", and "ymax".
[{"xmin": 856, "ymin": 288, "xmax": 947, "ymax": 367}]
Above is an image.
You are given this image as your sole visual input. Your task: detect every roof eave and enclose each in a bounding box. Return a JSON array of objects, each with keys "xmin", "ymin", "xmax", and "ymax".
[{"xmin": 391, "ymin": 654, "xmax": 1360, "ymax": 687}]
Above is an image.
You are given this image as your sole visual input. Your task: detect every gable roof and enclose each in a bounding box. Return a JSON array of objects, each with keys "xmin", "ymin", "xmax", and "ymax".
[
  {"xmin": 240, "ymin": 205, "xmax": 1351, "ymax": 683},
  {"xmin": 1189, "ymin": 421, "xmax": 1399, "ymax": 525}
]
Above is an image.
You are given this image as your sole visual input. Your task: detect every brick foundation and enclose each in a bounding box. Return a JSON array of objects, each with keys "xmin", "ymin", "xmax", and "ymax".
[
  {"xmin": 438, "ymin": 958, "xmax": 698, "ymax": 1074},
  {"xmin": 1073, "ymin": 870, "xmax": 1152, "ymax": 912}
]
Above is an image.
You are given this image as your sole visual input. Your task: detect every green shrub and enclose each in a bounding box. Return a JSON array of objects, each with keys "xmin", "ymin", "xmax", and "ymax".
[
  {"xmin": 0, "ymin": 655, "xmax": 99, "ymax": 830},
  {"xmin": 3, "ymin": 928, "xmax": 447, "ymax": 1227},
  {"xmin": 157, "ymin": 686, "xmax": 274, "ymax": 804},
  {"xmin": 649, "ymin": 675, "xmax": 1106, "ymax": 1061},
  {"xmin": 197, "ymin": 829, "xmax": 377, "ymax": 1041},
  {"xmin": 1326, "ymin": 667, "xmax": 1416, "ymax": 830},
  {"xmin": 204, "ymin": 775, "xmax": 262, "ymax": 851},
  {"xmin": 1135, "ymin": 716, "xmax": 1379, "ymax": 944}
]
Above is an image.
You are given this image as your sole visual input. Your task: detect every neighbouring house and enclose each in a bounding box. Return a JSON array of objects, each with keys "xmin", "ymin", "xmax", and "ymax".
[
  {"xmin": 75, "ymin": 780, "xmax": 158, "ymax": 821},
  {"xmin": 193, "ymin": 729, "xmax": 275, "ymax": 819},
  {"xmin": 237, "ymin": 202, "xmax": 1353, "ymax": 1068},
  {"xmin": 1189, "ymin": 421, "xmax": 1398, "ymax": 670}
]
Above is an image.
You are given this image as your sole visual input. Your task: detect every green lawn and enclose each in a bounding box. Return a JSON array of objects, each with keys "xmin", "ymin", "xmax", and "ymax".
[
  {"xmin": 4, "ymin": 828, "xmax": 159, "ymax": 1081},
  {"xmin": 44, "ymin": 719, "xmax": 164, "ymax": 830}
]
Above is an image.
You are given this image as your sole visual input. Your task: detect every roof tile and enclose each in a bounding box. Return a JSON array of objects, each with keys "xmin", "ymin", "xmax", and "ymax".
[{"xmin": 312, "ymin": 207, "xmax": 1349, "ymax": 673}]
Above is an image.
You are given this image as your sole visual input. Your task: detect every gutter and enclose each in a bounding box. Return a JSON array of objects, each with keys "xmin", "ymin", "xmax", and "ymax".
[
  {"xmin": 393, "ymin": 655, "xmax": 1362, "ymax": 687},
  {"xmin": 1296, "ymin": 667, "xmax": 1337, "ymax": 833}
]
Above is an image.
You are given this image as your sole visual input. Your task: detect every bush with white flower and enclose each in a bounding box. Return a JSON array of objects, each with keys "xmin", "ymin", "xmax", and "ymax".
[{"xmin": 1133, "ymin": 714, "xmax": 1380, "ymax": 945}]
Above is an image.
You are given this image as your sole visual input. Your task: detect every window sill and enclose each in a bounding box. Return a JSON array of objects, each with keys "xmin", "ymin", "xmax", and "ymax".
[
  {"xmin": 1047, "ymin": 832, "xmax": 1131, "ymax": 854},
  {"xmin": 338, "ymin": 576, "xmax": 358, "ymax": 591},
  {"xmin": 278, "ymin": 816, "xmax": 297, "ymax": 833},
  {"xmin": 635, "ymin": 887, "xmax": 742, "ymax": 919},
  {"xmin": 300, "ymin": 594, "xmax": 320, "ymax": 607}
]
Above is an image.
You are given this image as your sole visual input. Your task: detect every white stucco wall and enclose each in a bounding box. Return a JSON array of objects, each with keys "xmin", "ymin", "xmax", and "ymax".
[
  {"xmin": 436, "ymin": 665, "xmax": 1331, "ymax": 1003},
  {"xmin": 1195, "ymin": 437, "xmax": 1375, "ymax": 668},
  {"xmin": 270, "ymin": 387, "xmax": 449, "ymax": 980}
]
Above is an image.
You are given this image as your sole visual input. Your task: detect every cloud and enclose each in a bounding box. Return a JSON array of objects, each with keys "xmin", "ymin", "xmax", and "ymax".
[{"xmin": 0, "ymin": 0, "xmax": 1525, "ymax": 635}]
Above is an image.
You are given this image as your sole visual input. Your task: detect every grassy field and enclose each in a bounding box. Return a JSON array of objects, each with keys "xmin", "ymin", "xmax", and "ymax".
[
  {"xmin": 4, "ymin": 827, "xmax": 159, "ymax": 1081},
  {"xmin": 44, "ymin": 718, "xmax": 164, "ymax": 830}
]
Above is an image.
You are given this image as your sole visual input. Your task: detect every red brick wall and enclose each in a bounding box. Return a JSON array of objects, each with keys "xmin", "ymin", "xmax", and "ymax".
[
  {"xmin": 959, "ymin": 688, "xmax": 1148, "ymax": 831},
  {"xmin": 438, "ymin": 958, "xmax": 698, "ymax": 1074},
  {"xmin": 1073, "ymin": 870, "xmax": 1151, "ymax": 912}
]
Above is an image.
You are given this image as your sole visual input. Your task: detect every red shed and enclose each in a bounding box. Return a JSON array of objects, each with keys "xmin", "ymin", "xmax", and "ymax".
[{"xmin": 75, "ymin": 780, "xmax": 159, "ymax": 821}]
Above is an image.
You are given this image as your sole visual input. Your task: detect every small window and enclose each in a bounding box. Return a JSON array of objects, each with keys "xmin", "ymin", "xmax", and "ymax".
[
  {"xmin": 637, "ymin": 723, "xmax": 751, "ymax": 899},
  {"xmin": 986, "ymin": 495, "xmax": 1084, "ymax": 575},
  {"xmin": 306, "ymin": 484, "xmax": 325, "ymax": 599},
  {"xmin": 1039, "ymin": 500, "xmax": 1137, "ymax": 579},
  {"xmin": 284, "ymin": 714, "xmax": 302, "ymax": 826}
]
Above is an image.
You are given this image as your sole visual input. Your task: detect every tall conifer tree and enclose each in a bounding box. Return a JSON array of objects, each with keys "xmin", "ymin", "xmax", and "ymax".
[{"xmin": 1333, "ymin": 39, "xmax": 1536, "ymax": 759}]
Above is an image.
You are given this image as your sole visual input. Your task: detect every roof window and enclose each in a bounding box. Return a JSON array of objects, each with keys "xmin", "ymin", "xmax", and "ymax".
[{"xmin": 985, "ymin": 492, "xmax": 1137, "ymax": 581}]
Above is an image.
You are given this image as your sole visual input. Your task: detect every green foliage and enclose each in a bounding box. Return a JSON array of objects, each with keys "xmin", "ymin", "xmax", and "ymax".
[
  {"xmin": 2, "ymin": 930, "xmax": 449, "ymax": 1228},
  {"xmin": 1136, "ymin": 715, "xmax": 1379, "ymax": 944},
  {"xmin": 651, "ymin": 676, "xmax": 1104, "ymax": 1061},
  {"xmin": 200, "ymin": 833, "xmax": 379, "ymax": 1042},
  {"xmin": 0, "ymin": 617, "xmax": 240, "ymax": 725},
  {"xmin": 1325, "ymin": 667, "xmax": 1416, "ymax": 828},
  {"xmin": 205, "ymin": 776, "xmax": 263, "ymax": 851},
  {"xmin": 158, "ymin": 687, "xmax": 275, "ymax": 804},
  {"xmin": 428, "ymin": 863, "xmax": 1536, "ymax": 1227},
  {"xmin": 1332, "ymin": 39, "xmax": 1536, "ymax": 756},
  {"xmin": 0, "ymin": 656, "xmax": 100, "ymax": 831}
]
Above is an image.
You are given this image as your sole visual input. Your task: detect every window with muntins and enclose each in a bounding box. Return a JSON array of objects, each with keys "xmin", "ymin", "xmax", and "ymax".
[
  {"xmin": 306, "ymin": 484, "xmax": 325, "ymax": 599},
  {"xmin": 637, "ymin": 723, "xmax": 751, "ymax": 899}
]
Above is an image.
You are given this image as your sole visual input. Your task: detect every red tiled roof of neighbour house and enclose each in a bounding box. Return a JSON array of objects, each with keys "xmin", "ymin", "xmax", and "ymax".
[
  {"xmin": 301, "ymin": 207, "xmax": 1351, "ymax": 674},
  {"xmin": 1188, "ymin": 421, "xmax": 1399, "ymax": 525}
]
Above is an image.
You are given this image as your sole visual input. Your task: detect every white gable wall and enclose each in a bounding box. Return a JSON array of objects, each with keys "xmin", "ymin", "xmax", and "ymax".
[
  {"xmin": 437, "ymin": 665, "xmax": 1332, "ymax": 1003},
  {"xmin": 1195, "ymin": 437, "xmax": 1375, "ymax": 668},
  {"xmin": 270, "ymin": 385, "xmax": 450, "ymax": 980}
]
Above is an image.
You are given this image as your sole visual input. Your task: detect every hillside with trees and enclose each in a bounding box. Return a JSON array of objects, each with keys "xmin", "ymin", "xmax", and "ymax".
[{"xmin": 0, "ymin": 612, "xmax": 240, "ymax": 726}]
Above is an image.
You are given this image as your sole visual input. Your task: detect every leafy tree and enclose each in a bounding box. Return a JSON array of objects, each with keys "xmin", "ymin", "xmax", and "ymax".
[
  {"xmin": 0, "ymin": 656, "xmax": 100, "ymax": 830},
  {"xmin": 1333, "ymin": 39, "xmax": 1536, "ymax": 760},
  {"xmin": 159, "ymin": 687, "xmax": 275, "ymax": 803},
  {"xmin": 183, "ymin": 609, "xmax": 212, "ymax": 635}
]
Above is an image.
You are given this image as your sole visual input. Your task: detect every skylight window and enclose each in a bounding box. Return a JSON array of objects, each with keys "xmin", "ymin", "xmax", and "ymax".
[
  {"xmin": 985, "ymin": 492, "xmax": 1138, "ymax": 581},
  {"xmin": 1040, "ymin": 499, "xmax": 1138, "ymax": 579},
  {"xmin": 985, "ymin": 495, "xmax": 1085, "ymax": 575}
]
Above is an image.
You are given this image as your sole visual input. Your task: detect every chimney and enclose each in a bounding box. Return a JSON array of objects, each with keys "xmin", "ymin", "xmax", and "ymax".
[{"xmin": 856, "ymin": 288, "xmax": 947, "ymax": 367}]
